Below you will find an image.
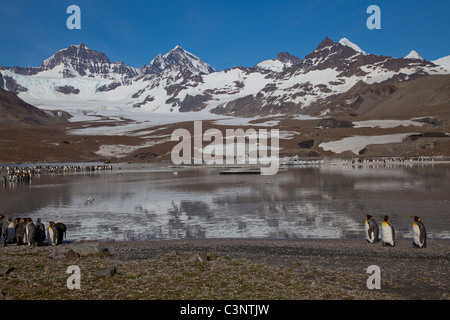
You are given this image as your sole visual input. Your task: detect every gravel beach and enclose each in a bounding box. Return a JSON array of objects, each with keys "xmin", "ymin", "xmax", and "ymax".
[{"xmin": 0, "ymin": 238, "xmax": 448, "ymax": 300}]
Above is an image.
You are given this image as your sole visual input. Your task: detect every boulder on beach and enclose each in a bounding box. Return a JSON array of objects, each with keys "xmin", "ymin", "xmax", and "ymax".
[{"xmin": 66, "ymin": 241, "xmax": 109, "ymax": 256}]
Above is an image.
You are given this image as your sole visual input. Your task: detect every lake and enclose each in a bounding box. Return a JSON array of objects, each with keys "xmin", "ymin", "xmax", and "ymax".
[{"xmin": 1, "ymin": 161, "xmax": 449, "ymax": 241}]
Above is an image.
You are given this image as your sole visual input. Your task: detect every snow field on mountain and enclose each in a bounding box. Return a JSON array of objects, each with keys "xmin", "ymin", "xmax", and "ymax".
[
  {"xmin": 255, "ymin": 59, "xmax": 286, "ymax": 72},
  {"xmin": 338, "ymin": 38, "xmax": 366, "ymax": 54},
  {"xmin": 318, "ymin": 133, "xmax": 418, "ymax": 154},
  {"xmin": 2, "ymin": 37, "xmax": 449, "ymax": 129},
  {"xmin": 432, "ymin": 55, "xmax": 450, "ymax": 70},
  {"xmin": 352, "ymin": 119, "xmax": 425, "ymax": 129}
]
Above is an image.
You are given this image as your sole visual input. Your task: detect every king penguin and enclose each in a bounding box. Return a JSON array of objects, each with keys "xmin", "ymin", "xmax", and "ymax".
[
  {"xmin": 5, "ymin": 218, "xmax": 16, "ymax": 245},
  {"xmin": 411, "ymin": 216, "xmax": 427, "ymax": 248},
  {"xmin": 15, "ymin": 218, "xmax": 27, "ymax": 245},
  {"xmin": 381, "ymin": 215, "xmax": 395, "ymax": 247},
  {"xmin": 47, "ymin": 221, "xmax": 59, "ymax": 246},
  {"xmin": 0, "ymin": 215, "xmax": 5, "ymax": 240},
  {"xmin": 55, "ymin": 222, "xmax": 67, "ymax": 245},
  {"xmin": 35, "ymin": 218, "xmax": 46, "ymax": 246},
  {"xmin": 365, "ymin": 215, "xmax": 379, "ymax": 244},
  {"xmin": 25, "ymin": 218, "xmax": 37, "ymax": 247}
]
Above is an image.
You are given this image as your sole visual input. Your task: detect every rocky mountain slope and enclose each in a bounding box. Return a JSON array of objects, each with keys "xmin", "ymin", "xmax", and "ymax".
[{"xmin": 0, "ymin": 87, "xmax": 67, "ymax": 126}]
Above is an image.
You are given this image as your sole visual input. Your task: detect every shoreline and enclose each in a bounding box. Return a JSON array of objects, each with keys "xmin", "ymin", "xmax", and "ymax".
[
  {"xmin": 2, "ymin": 156, "xmax": 450, "ymax": 166},
  {"xmin": 1, "ymin": 237, "xmax": 447, "ymax": 300},
  {"xmin": 70, "ymin": 237, "xmax": 450, "ymax": 300}
]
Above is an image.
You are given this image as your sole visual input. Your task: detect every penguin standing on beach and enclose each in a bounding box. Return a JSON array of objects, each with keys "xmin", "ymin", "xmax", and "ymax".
[
  {"xmin": 2, "ymin": 217, "xmax": 8, "ymax": 241},
  {"xmin": 0, "ymin": 215, "xmax": 5, "ymax": 240},
  {"xmin": 381, "ymin": 215, "xmax": 395, "ymax": 247},
  {"xmin": 25, "ymin": 219, "xmax": 37, "ymax": 247},
  {"xmin": 5, "ymin": 218, "xmax": 16, "ymax": 245},
  {"xmin": 15, "ymin": 218, "xmax": 26, "ymax": 245},
  {"xmin": 365, "ymin": 215, "xmax": 379, "ymax": 244},
  {"xmin": 411, "ymin": 216, "xmax": 427, "ymax": 248},
  {"xmin": 35, "ymin": 218, "xmax": 46, "ymax": 246},
  {"xmin": 48, "ymin": 221, "xmax": 58, "ymax": 246},
  {"xmin": 55, "ymin": 222, "xmax": 67, "ymax": 245}
]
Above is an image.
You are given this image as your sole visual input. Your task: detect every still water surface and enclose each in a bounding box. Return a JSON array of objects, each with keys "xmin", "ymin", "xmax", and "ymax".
[{"xmin": 1, "ymin": 162, "xmax": 449, "ymax": 241}]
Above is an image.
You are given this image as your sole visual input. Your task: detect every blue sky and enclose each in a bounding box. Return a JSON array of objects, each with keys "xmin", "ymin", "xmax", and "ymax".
[{"xmin": 1, "ymin": 0, "xmax": 449, "ymax": 71}]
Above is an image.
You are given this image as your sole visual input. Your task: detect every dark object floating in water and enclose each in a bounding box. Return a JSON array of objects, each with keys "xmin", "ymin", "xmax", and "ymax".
[{"xmin": 219, "ymin": 169, "xmax": 261, "ymax": 174}]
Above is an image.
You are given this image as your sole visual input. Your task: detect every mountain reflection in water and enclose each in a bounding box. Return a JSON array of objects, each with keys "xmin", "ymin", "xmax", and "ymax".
[{"xmin": 1, "ymin": 162, "xmax": 449, "ymax": 241}]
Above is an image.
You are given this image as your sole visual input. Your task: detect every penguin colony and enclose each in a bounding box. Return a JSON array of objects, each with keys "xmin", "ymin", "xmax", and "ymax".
[
  {"xmin": 365, "ymin": 215, "xmax": 427, "ymax": 248},
  {"xmin": 0, "ymin": 215, "xmax": 66, "ymax": 247},
  {"xmin": 1, "ymin": 164, "xmax": 113, "ymax": 186},
  {"xmin": 343, "ymin": 156, "xmax": 435, "ymax": 167}
]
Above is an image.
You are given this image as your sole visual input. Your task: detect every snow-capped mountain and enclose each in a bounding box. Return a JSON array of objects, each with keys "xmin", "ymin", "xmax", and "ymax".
[
  {"xmin": 404, "ymin": 50, "xmax": 424, "ymax": 60},
  {"xmin": 5, "ymin": 43, "xmax": 139, "ymax": 80},
  {"xmin": 209, "ymin": 37, "xmax": 447, "ymax": 116},
  {"xmin": 255, "ymin": 52, "xmax": 303, "ymax": 72},
  {"xmin": 338, "ymin": 38, "xmax": 366, "ymax": 54},
  {"xmin": 433, "ymin": 55, "xmax": 450, "ymax": 70},
  {"xmin": 142, "ymin": 45, "xmax": 215, "ymax": 75},
  {"xmin": 0, "ymin": 37, "xmax": 448, "ymax": 117}
]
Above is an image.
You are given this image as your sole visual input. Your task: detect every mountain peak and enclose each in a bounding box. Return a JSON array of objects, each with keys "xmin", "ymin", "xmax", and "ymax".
[
  {"xmin": 276, "ymin": 52, "xmax": 302, "ymax": 64},
  {"xmin": 405, "ymin": 50, "xmax": 424, "ymax": 60},
  {"xmin": 338, "ymin": 38, "xmax": 366, "ymax": 54},
  {"xmin": 316, "ymin": 36, "xmax": 336, "ymax": 50},
  {"xmin": 254, "ymin": 51, "xmax": 302, "ymax": 72},
  {"xmin": 42, "ymin": 43, "xmax": 110, "ymax": 67},
  {"xmin": 38, "ymin": 43, "xmax": 138, "ymax": 79},
  {"xmin": 144, "ymin": 46, "xmax": 215, "ymax": 75}
]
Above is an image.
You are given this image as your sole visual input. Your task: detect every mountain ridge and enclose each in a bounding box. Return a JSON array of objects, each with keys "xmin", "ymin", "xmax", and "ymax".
[{"xmin": 0, "ymin": 37, "xmax": 448, "ymax": 118}]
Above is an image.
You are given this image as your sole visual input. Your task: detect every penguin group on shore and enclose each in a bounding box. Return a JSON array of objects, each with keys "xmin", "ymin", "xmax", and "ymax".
[
  {"xmin": 0, "ymin": 215, "xmax": 66, "ymax": 247},
  {"xmin": 1, "ymin": 164, "xmax": 113, "ymax": 187},
  {"xmin": 364, "ymin": 215, "xmax": 427, "ymax": 248},
  {"xmin": 47, "ymin": 221, "xmax": 67, "ymax": 246}
]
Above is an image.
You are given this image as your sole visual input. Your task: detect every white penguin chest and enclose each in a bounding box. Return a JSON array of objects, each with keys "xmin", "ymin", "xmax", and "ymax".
[
  {"xmin": 365, "ymin": 221, "xmax": 373, "ymax": 241},
  {"xmin": 413, "ymin": 223, "xmax": 421, "ymax": 244},
  {"xmin": 382, "ymin": 223, "xmax": 393, "ymax": 243},
  {"xmin": 48, "ymin": 228, "xmax": 55, "ymax": 242}
]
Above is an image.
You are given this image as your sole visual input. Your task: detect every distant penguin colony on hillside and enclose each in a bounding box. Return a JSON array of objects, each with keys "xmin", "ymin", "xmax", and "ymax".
[{"xmin": 0, "ymin": 215, "xmax": 66, "ymax": 247}]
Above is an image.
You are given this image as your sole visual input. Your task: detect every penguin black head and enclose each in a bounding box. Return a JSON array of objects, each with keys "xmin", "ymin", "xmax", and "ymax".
[
  {"xmin": 48, "ymin": 221, "xmax": 56, "ymax": 226},
  {"xmin": 382, "ymin": 215, "xmax": 390, "ymax": 222},
  {"xmin": 366, "ymin": 215, "xmax": 374, "ymax": 220},
  {"xmin": 411, "ymin": 216, "xmax": 421, "ymax": 222}
]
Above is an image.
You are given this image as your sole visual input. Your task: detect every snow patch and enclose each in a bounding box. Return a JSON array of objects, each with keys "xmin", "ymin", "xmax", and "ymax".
[
  {"xmin": 338, "ymin": 38, "xmax": 366, "ymax": 54},
  {"xmin": 405, "ymin": 50, "xmax": 424, "ymax": 60},
  {"xmin": 432, "ymin": 55, "xmax": 450, "ymax": 70},
  {"xmin": 255, "ymin": 59, "xmax": 285, "ymax": 72},
  {"xmin": 319, "ymin": 133, "xmax": 416, "ymax": 154},
  {"xmin": 352, "ymin": 119, "xmax": 424, "ymax": 129}
]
